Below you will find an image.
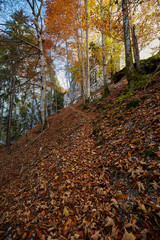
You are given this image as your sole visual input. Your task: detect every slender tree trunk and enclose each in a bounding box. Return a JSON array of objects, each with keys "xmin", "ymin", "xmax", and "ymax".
[
  {"xmin": 66, "ymin": 40, "xmax": 73, "ymax": 102},
  {"xmin": 31, "ymin": 84, "xmax": 35, "ymax": 129},
  {"xmin": 34, "ymin": 18, "xmax": 47, "ymax": 129},
  {"xmin": 84, "ymin": 0, "xmax": 90, "ymax": 101},
  {"xmin": 6, "ymin": 76, "xmax": 16, "ymax": 146},
  {"xmin": 76, "ymin": 30, "xmax": 83, "ymax": 97},
  {"xmin": 80, "ymin": 28, "xmax": 85, "ymax": 103},
  {"xmin": 0, "ymin": 99, "xmax": 4, "ymax": 142},
  {"xmin": 100, "ymin": 0, "xmax": 109, "ymax": 96},
  {"xmin": 132, "ymin": 25, "xmax": 141, "ymax": 72},
  {"xmin": 122, "ymin": 0, "xmax": 136, "ymax": 88}
]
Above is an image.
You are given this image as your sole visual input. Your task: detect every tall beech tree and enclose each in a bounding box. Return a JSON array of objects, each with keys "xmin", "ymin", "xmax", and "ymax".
[
  {"xmin": 100, "ymin": 0, "xmax": 109, "ymax": 96},
  {"xmin": 26, "ymin": 0, "xmax": 47, "ymax": 129},
  {"xmin": 84, "ymin": 0, "xmax": 90, "ymax": 101},
  {"xmin": 122, "ymin": 0, "xmax": 136, "ymax": 88}
]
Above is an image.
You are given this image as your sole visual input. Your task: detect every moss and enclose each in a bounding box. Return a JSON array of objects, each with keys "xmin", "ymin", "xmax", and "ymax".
[
  {"xmin": 116, "ymin": 88, "xmax": 135, "ymax": 103},
  {"xmin": 126, "ymin": 99, "xmax": 140, "ymax": 109},
  {"xmin": 143, "ymin": 148, "xmax": 155, "ymax": 157},
  {"xmin": 112, "ymin": 52, "xmax": 160, "ymax": 83},
  {"xmin": 102, "ymin": 87, "xmax": 110, "ymax": 99},
  {"xmin": 140, "ymin": 51, "xmax": 160, "ymax": 74}
]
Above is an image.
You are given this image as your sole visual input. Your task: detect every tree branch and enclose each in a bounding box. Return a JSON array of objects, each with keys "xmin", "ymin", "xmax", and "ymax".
[{"xmin": 0, "ymin": 28, "xmax": 40, "ymax": 50}]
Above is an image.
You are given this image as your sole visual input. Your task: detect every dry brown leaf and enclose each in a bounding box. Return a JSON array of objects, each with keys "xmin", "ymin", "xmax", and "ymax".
[
  {"xmin": 151, "ymin": 180, "xmax": 159, "ymax": 191},
  {"xmin": 122, "ymin": 228, "xmax": 136, "ymax": 240},
  {"xmin": 105, "ymin": 216, "xmax": 115, "ymax": 227},
  {"xmin": 137, "ymin": 201, "xmax": 147, "ymax": 214},
  {"xmin": 111, "ymin": 198, "xmax": 119, "ymax": 208},
  {"xmin": 91, "ymin": 231, "xmax": 101, "ymax": 240},
  {"xmin": 125, "ymin": 218, "xmax": 139, "ymax": 231},
  {"xmin": 111, "ymin": 226, "xmax": 119, "ymax": 238},
  {"xmin": 140, "ymin": 229, "xmax": 148, "ymax": 240},
  {"xmin": 137, "ymin": 181, "xmax": 145, "ymax": 193}
]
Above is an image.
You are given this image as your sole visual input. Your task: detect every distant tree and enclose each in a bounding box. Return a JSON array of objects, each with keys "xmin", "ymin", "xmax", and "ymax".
[{"xmin": 0, "ymin": 10, "xmax": 41, "ymax": 145}]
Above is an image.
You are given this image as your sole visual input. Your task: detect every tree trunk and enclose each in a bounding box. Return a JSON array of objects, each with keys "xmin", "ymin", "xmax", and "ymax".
[
  {"xmin": 34, "ymin": 18, "xmax": 47, "ymax": 129},
  {"xmin": 66, "ymin": 40, "xmax": 74, "ymax": 102},
  {"xmin": 26, "ymin": 0, "xmax": 46, "ymax": 129},
  {"xmin": 76, "ymin": 30, "xmax": 83, "ymax": 98},
  {"xmin": 100, "ymin": 0, "xmax": 109, "ymax": 96},
  {"xmin": 80, "ymin": 28, "xmax": 85, "ymax": 103},
  {"xmin": 0, "ymin": 99, "xmax": 4, "ymax": 142},
  {"xmin": 132, "ymin": 25, "xmax": 141, "ymax": 72},
  {"xmin": 6, "ymin": 76, "xmax": 16, "ymax": 146},
  {"xmin": 84, "ymin": 0, "xmax": 90, "ymax": 101},
  {"xmin": 122, "ymin": 0, "xmax": 136, "ymax": 88}
]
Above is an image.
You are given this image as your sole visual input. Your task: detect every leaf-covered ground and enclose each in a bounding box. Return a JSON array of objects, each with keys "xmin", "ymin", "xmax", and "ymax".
[{"xmin": 0, "ymin": 77, "xmax": 160, "ymax": 240}]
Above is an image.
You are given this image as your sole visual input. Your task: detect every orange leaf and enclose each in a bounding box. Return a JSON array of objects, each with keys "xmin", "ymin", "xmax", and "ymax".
[
  {"xmin": 37, "ymin": 231, "xmax": 42, "ymax": 238},
  {"xmin": 122, "ymin": 194, "xmax": 128, "ymax": 199},
  {"xmin": 41, "ymin": 210, "xmax": 45, "ymax": 217}
]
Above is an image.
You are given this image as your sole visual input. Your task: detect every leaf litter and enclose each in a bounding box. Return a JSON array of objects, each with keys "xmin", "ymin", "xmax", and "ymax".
[{"xmin": 0, "ymin": 78, "xmax": 160, "ymax": 239}]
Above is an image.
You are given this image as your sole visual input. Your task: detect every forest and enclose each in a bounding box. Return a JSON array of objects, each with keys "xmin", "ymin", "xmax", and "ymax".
[{"xmin": 0, "ymin": 0, "xmax": 160, "ymax": 239}]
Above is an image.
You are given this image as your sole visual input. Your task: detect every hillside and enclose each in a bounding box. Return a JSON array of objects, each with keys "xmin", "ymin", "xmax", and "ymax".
[{"xmin": 0, "ymin": 77, "xmax": 160, "ymax": 240}]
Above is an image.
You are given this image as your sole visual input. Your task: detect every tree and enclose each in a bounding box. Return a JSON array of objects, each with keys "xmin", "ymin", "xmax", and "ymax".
[
  {"xmin": 122, "ymin": 0, "xmax": 136, "ymax": 88},
  {"xmin": 100, "ymin": 0, "xmax": 109, "ymax": 96},
  {"xmin": 84, "ymin": 0, "xmax": 90, "ymax": 102},
  {"xmin": 131, "ymin": 25, "xmax": 141, "ymax": 72},
  {"xmin": 26, "ymin": 0, "xmax": 47, "ymax": 129}
]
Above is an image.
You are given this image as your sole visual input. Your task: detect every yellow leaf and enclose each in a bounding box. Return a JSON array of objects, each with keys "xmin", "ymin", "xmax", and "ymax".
[
  {"xmin": 22, "ymin": 232, "xmax": 27, "ymax": 239},
  {"xmin": 63, "ymin": 206, "xmax": 69, "ymax": 216}
]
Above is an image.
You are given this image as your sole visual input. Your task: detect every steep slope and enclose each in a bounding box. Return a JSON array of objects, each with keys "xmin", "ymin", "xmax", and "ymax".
[{"xmin": 0, "ymin": 77, "xmax": 160, "ymax": 240}]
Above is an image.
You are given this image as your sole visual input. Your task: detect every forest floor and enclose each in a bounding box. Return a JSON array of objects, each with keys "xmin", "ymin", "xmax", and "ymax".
[{"xmin": 0, "ymin": 76, "xmax": 160, "ymax": 240}]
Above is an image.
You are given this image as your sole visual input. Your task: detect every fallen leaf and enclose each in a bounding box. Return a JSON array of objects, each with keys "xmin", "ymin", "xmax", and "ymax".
[
  {"xmin": 91, "ymin": 231, "xmax": 101, "ymax": 240},
  {"xmin": 151, "ymin": 180, "xmax": 159, "ymax": 191},
  {"xmin": 22, "ymin": 232, "xmax": 27, "ymax": 239},
  {"xmin": 140, "ymin": 229, "xmax": 148, "ymax": 240},
  {"xmin": 137, "ymin": 201, "xmax": 147, "ymax": 214},
  {"xmin": 137, "ymin": 181, "xmax": 145, "ymax": 193},
  {"xmin": 122, "ymin": 228, "xmax": 136, "ymax": 240},
  {"xmin": 105, "ymin": 216, "xmax": 115, "ymax": 227},
  {"xmin": 63, "ymin": 206, "xmax": 69, "ymax": 216},
  {"xmin": 41, "ymin": 210, "xmax": 45, "ymax": 217},
  {"xmin": 111, "ymin": 198, "xmax": 119, "ymax": 208}
]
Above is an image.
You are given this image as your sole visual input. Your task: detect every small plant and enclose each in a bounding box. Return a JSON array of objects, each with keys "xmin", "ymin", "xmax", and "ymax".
[
  {"xmin": 143, "ymin": 148, "xmax": 155, "ymax": 157},
  {"xmin": 126, "ymin": 99, "xmax": 140, "ymax": 109},
  {"xmin": 116, "ymin": 88, "xmax": 135, "ymax": 103}
]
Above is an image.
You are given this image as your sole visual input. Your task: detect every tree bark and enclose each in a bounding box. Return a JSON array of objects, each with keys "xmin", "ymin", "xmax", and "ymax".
[
  {"xmin": 6, "ymin": 76, "xmax": 16, "ymax": 146},
  {"xmin": 100, "ymin": 0, "xmax": 109, "ymax": 96},
  {"xmin": 0, "ymin": 99, "xmax": 4, "ymax": 142},
  {"xmin": 80, "ymin": 28, "xmax": 85, "ymax": 104},
  {"xmin": 122, "ymin": 0, "xmax": 136, "ymax": 88},
  {"xmin": 132, "ymin": 25, "xmax": 141, "ymax": 72},
  {"xmin": 76, "ymin": 30, "xmax": 83, "ymax": 98},
  {"xmin": 26, "ymin": 0, "xmax": 46, "ymax": 129},
  {"xmin": 84, "ymin": 0, "xmax": 90, "ymax": 101},
  {"xmin": 34, "ymin": 18, "xmax": 46, "ymax": 129}
]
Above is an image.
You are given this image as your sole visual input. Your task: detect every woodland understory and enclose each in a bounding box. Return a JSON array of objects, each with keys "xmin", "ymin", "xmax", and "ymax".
[
  {"xmin": 0, "ymin": 74, "xmax": 160, "ymax": 240},
  {"xmin": 0, "ymin": 0, "xmax": 160, "ymax": 239}
]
